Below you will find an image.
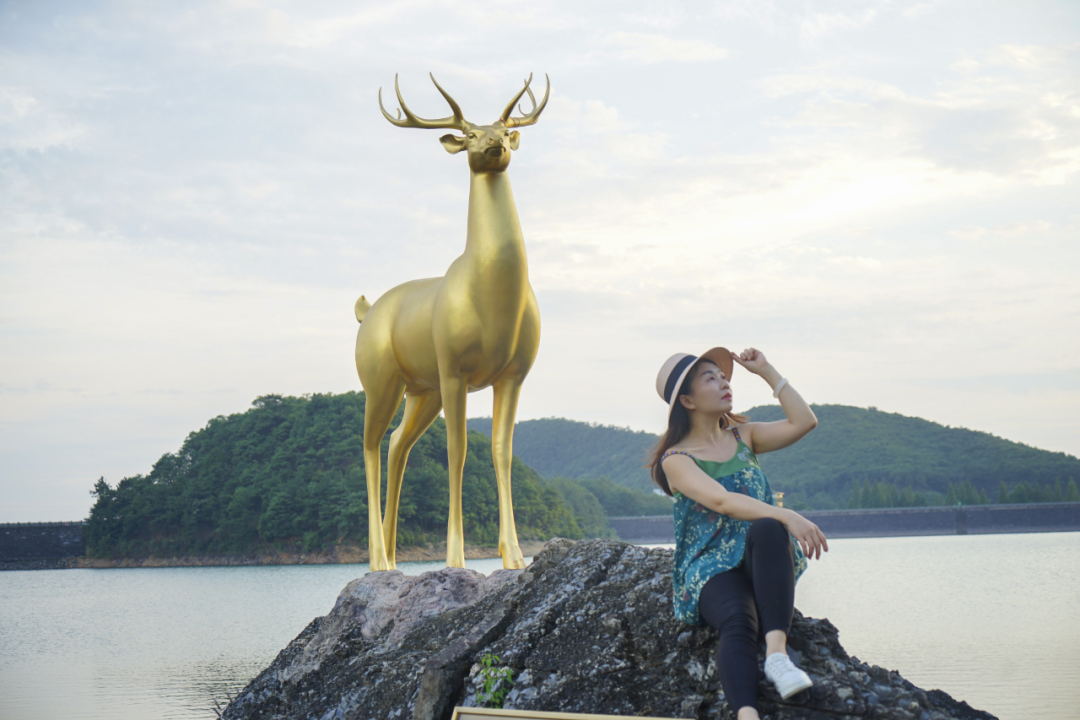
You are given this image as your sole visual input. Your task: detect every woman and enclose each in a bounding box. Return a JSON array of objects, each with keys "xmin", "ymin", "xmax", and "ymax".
[{"xmin": 652, "ymin": 346, "xmax": 828, "ymax": 720}]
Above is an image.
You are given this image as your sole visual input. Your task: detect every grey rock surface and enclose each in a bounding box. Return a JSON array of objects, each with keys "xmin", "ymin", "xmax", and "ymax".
[{"xmin": 222, "ymin": 538, "xmax": 997, "ymax": 720}]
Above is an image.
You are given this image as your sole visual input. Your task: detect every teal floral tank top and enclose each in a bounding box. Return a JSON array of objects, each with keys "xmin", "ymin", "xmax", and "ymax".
[{"xmin": 669, "ymin": 433, "xmax": 807, "ymax": 625}]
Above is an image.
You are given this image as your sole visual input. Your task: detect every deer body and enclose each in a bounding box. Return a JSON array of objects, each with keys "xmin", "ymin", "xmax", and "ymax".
[
  {"xmin": 355, "ymin": 75, "xmax": 548, "ymax": 571},
  {"xmin": 359, "ymin": 174, "xmax": 539, "ymax": 393}
]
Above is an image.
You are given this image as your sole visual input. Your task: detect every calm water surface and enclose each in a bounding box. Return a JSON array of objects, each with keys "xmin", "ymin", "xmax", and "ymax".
[
  {"xmin": 794, "ymin": 533, "xmax": 1080, "ymax": 720},
  {"xmin": 1, "ymin": 534, "xmax": 1077, "ymax": 720}
]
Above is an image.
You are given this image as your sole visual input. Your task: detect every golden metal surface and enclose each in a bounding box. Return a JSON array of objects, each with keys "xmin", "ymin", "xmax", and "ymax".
[
  {"xmin": 356, "ymin": 74, "xmax": 550, "ymax": 571},
  {"xmin": 450, "ymin": 707, "xmax": 679, "ymax": 720}
]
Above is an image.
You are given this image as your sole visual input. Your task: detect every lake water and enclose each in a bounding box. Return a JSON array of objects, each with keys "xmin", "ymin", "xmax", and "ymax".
[{"xmin": 1, "ymin": 533, "xmax": 1077, "ymax": 720}]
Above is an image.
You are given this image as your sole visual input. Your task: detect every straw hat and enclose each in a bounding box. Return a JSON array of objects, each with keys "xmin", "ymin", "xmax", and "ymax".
[{"xmin": 655, "ymin": 347, "xmax": 734, "ymax": 418}]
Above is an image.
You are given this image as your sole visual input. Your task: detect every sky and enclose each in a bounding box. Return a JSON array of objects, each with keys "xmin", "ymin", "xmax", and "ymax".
[{"xmin": 2, "ymin": 0, "xmax": 1078, "ymax": 522}]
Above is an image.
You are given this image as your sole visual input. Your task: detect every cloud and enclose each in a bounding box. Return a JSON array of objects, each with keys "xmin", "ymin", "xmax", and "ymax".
[
  {"xmin": 713, "ymin": 0, "xmax": 928, "ymax": 43},
  {"xmin": 534, "ymin": 95, "xmax": 671, "ymax": 174},
  {"xmin": 599, "ymin": 31, "xmax": 728, "ymax": 64},
  {"xmin": 3, "ymin": 0, "xmax": 1080, "ymax": 521},
  {"xmin": 756, "ymin": 43, "xmax": 1080, "ymax": 181},
  {"xmin": 622, "ymin": 4, "xmax": 687, "ymax": 32},
  {"xmin": 827, "ymin": 255, "xmax": 883, "ymax": 271},
  {"xmin": 985, "ymin": 43, "xmax": 1077, "ymax": 70},
  {"xmin": 950, "ymin": 220, "xmax": 1056, "ymax": 243},
  {"xmin": 712, "ymin": 0, "xmax": 782, "ymax": 33},
  {"xmin": 0, "ymin": 87, "xmax": 89, "ymax": 151},
  {"xmin": 798, "ymin": 7, "xmax": 882, "ymax": 43}
]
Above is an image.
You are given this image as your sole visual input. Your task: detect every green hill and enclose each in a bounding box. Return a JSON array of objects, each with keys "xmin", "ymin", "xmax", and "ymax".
[
  {"xmin": 467, "ymin": 417, "xmax": 660, "ymax": 492},
  {"xmin": 469, "ymin": 407, "xmax": 1080, "ymax": 509},
  {"xmin": 85, "ymin": 397, "xmax": 1079, "ymax": 559},
  {"xmin": 747, "ymin": 404, "xmax": 1080, "ymax": 508},
  {"xmin": 86, "ymin": 392, "xmax": 585, "ymax": 558}
]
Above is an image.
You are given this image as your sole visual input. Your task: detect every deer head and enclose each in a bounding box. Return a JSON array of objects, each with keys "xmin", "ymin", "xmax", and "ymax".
[{"xmin": 379, "ymin": 73, "xmax": 550, "ymax": 173}]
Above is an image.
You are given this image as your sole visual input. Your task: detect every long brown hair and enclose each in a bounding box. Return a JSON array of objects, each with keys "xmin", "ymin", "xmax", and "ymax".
[{"xmin": 648, "ymin": 359, "xmax": 748, "ymax": 496}]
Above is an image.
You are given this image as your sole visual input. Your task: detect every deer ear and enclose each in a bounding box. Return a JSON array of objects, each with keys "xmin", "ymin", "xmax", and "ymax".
[
  {"xmin": 439, "ymin": 134, "xmax": 467, "ymax": 154},
  {"xmin": 508, "ymin": 131, "xmax": 520, "ymax": 150}
]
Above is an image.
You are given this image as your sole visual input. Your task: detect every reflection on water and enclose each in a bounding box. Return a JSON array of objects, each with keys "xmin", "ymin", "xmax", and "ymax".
[
  {"xmin": 1, "ymin": 536, "xmax": 1078, "ymax": 720},
  {"xmin": 0, "ymin": 557, "xmax": 509, "ymax": 720}
]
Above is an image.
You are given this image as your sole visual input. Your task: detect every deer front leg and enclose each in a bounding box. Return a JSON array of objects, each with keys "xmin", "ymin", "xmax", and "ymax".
[
  {"xmin": 361, "ymin": 381, "xmax": 406, "ymax": 572},
  {"xmin": 440, "ymin": 375, "xmax": 469, "ymax": 568},
  {"xmin": 384, "ymin": 391, "xmax": 443, "ymax": 569},
  {"xmin": 492, "ymin": 377, "xmax": 526, "ymax": 569}
]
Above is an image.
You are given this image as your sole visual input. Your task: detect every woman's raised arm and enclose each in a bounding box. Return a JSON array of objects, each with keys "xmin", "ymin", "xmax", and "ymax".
[{"xmin": 731, "ymin": 348, "xmax": 817, "ymax": 455}]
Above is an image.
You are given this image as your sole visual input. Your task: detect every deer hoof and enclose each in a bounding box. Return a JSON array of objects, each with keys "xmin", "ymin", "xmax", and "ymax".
[{"xmin": 500, "ymin": 543, "xmax": 526, "ymax": 569}]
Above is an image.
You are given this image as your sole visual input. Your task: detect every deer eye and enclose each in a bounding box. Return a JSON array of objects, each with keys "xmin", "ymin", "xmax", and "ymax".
[{"xmin": 468, "ymin": 133, "xmax": 476, "ymax": 139}]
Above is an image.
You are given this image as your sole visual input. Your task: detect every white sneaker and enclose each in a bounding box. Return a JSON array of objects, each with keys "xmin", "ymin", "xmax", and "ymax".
[{"xmin": 764, "ymin": 652, "xmax": 813, "ymax": 699}]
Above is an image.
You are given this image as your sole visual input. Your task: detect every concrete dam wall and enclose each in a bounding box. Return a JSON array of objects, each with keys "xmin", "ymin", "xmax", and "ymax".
[
  {"xmin": 608, "ymin": 502, "xmax": 1080, "ymax": 544},
  {"xmin": 0, "ymin": 522, "xmax": 86, "ymax": 562}
]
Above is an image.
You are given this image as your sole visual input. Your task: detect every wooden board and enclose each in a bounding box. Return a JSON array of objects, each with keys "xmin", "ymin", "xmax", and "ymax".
[{"xmin": 451, "ymin": 707, "xmax": 679, "ymax": 720}]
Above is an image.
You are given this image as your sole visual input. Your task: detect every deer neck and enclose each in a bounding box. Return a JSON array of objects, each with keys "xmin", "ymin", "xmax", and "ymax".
[{"xmin": 463, "ymin": 170, "xmax": 528, "ymax": 275}]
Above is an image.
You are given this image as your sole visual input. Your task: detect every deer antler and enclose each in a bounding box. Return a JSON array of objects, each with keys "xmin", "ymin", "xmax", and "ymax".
[
  {"xmin": 379, "ymin": 74, "xmax": 468, "ymax": 131},
  {"xmin": 500, "ymin": 73, "xmax": 550, "ymax": 128}
]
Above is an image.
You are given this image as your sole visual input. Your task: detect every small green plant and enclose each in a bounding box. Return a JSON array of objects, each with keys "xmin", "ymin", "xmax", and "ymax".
[{"xmin": 476, "ymin": 653, "xmax": 515, "ymax": 709}]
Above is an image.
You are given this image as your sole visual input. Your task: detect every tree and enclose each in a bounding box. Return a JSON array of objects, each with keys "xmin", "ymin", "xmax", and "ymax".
[
  {"xmin": 545, "ymin": 477, "xmax": 613, "ymax": 538},
  {"xmin": 945, "ymin": 484, "xmax": 958, "ymax": 505},
  {"xmin": 83, "ymin": 392, "xmax": 582, "ymax": 558},
  {"xmin": 576, "ymin": 477, "xmax": 673, "ymax": 517},
  {"xmin": 900, "ymin": 487, "xmax": 915, "ymax": 507},
  {"xmin": 1066, "ymin": 479, "xmax": 1079, "ymax": 502},
  {"xmin": 869, "ymin": 482, "xmax": 888, "ymax": 509},
  {"xmin": 1011, "ymin": 482, "xmax": 1031, "ymax": 504},
  {"xmin": 849, "ymin": 480, "xmax": 864, "ymax": 509}
]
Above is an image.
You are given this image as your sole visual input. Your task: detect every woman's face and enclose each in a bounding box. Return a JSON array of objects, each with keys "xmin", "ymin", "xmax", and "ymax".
[{"xmin": 682, "ymin": 360, "xmax": 733, "ymax": 415}]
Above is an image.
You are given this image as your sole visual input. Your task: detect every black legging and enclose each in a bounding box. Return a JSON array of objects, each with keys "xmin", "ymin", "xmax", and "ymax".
[{"xmin": 698, "ymin": 517, "xmax": 797, "ymax": 713}]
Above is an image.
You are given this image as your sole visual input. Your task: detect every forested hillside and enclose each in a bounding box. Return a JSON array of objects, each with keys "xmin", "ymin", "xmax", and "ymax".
[
  {"xmin": 85, "ymin": 393, "xmax": 583, "ymax": 558},
  {"xmin": 747, "ymin": 405, "xmax": 1080, "ymax": 509},
  {"xmin": 470, "ymin": 407, "xmax": 1080, "ymax": 509},
  {"xmin": 467, "ymin": 417, "xmax": 659, "ymax": 492},
  {"xmin": 85, "ymin": 396, "xmax": 1079, "ymax": 559}
]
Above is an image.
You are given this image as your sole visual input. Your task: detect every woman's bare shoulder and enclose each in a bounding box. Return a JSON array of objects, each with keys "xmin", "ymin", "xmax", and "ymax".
[{"xmin": 660, "ymin": 447, "xmax": 696, "ymax": 461}]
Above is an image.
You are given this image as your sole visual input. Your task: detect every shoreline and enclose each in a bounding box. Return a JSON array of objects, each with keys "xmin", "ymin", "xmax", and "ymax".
[
  {"xmin": 8, "ymin": 502, "xmax": 1078, "ymax": 570},
  {"xmin": 0, "ymin": 540, "xmax": 550, "ymax": 571}
]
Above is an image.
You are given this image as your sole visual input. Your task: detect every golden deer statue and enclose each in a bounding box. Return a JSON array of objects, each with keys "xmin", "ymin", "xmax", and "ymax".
[{"xmin": 354, "ymin": 73, "xmax": 549, "ymax": 571}]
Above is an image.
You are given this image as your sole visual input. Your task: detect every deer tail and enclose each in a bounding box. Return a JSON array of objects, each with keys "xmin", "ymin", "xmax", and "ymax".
[{"xmin": 354, "ymin": 295, "xmax": 372, "ymax": 323}]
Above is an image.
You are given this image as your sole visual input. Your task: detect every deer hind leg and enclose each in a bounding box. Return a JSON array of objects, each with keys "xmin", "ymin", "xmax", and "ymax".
[
  {"xmin": 440, "ymin": 374, "xmax": 469, "ymax": 568},
  {"xmin": 492, "ymin": 377, "xmax": 526, "ymax": 569},
  {"xmin": 383, "ymin": 391, "xmax": 443, "ymax": 569},
  {"xmin": 362, "ymin": 378, "xmax": 406, "ymax": 572}
]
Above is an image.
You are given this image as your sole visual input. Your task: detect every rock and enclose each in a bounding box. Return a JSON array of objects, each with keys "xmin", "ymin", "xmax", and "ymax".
[{"xmin": 221, "ymin": 539, "xmax": 997, "ymax": 720}]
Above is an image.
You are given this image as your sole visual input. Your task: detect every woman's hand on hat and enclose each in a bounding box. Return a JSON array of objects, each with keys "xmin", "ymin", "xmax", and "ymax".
[{"xmin": 731, "ymin": 347, "xmax": 771, "ymax": 375}]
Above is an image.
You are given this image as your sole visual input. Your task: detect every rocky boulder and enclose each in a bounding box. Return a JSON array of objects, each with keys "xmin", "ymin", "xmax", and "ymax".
[{"xmin": 222, "ymin": 538, "xmax": 996, "ymax": 720}]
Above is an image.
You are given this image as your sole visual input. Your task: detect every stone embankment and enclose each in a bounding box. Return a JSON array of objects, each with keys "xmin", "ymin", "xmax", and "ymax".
[{"xmin": 222, "ymin": 538, "xmax": 996, "ymax": 720}]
